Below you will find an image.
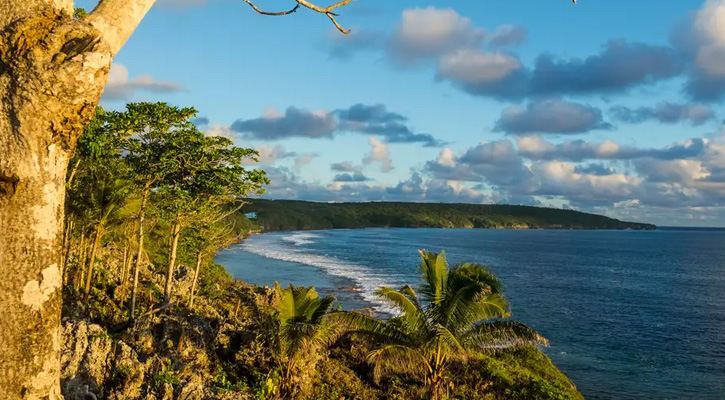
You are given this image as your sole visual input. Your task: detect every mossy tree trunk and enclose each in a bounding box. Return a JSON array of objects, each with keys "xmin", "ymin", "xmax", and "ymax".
[{"xmin": 0, "ymin": 1, "xmax": 157, "ymax": 397}]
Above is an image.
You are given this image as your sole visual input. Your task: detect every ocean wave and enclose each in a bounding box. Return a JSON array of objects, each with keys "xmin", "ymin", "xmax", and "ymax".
[
  {"xmin": 281, "ymin": 233, "xmax": 322, "ymax": 246},
  {"xmin": 240, "ymin": 235, "xmax": 401, "ymax": 314}
]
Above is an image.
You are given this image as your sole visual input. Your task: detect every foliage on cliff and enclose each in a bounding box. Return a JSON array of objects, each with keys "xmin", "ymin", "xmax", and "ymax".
[{"xmin": 241, "ymin": 199, "xmax": 655, "ymax": 232}]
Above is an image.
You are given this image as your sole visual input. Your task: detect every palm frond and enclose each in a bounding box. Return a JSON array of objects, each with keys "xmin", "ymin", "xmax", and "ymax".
[
  {"xmin": 418, "ymin": 250, "xmax": 449, "ymax": 305},
  {"xmin": 443, "ymin": 292, "xmax": 511, "ymax": 333},
  {"xmin": 462, "ymin": 321, "xmax": 548, "ymax": 352},
  {"xmin": 375, "ymin": 286, "xmax": 426, "ymax": 331},
  {"xmin": 449, "ymin": 263, "xmax": 504, "ymax": 295},
  {"xmin": 367, "ymin": 344, "xmax": 429, "ymax": 383},
  {"xmin": 434, "ymin": 323, "xmax": 467, "ymax": 362}
]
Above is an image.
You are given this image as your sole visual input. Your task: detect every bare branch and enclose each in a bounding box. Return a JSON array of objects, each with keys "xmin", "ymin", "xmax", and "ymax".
[
  {"xmin": 295, "ymin": 0, "xmax": 355, "ymax": 13},
  {"xmin": 295, "ymin": 0, "xmax": 355, "ymax": 34},
  {"xmin": 326, "ymin": 11, "xmax": 350, "ymax": 34},
  {"xmin": 87, "ymin": 0, "xmax": 157, "ymax": 55},
  {"xmin": 243, "ymin": 0, "xmax": 300, "ymax": 16},
  {"xmin": 241, "ymin": 0, "xmax": 354, "ymax": 34}
]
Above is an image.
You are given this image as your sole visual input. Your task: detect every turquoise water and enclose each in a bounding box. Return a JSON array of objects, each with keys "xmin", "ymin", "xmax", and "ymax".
[{"xmin": 216, "ymin": 228, "xmax": 725, "ymax": 399}]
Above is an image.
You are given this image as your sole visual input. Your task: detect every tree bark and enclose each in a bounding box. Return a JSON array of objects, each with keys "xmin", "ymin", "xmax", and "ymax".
[
  {"xmin": 188, "ymin": 250, "xmax": 202, "ymax": 308},
  {"xmin": 0, "ymin": 1, "xmax": 155, "ymax": 396},
  {"xmin": 120, "ymin": 241, "xmax": 130, "ymax": 288},
  {"xmin": 74, "ymin": 230, "xmax": 86, "ymax": 288},
  {"xmin": 130, "ymin": 183, "xmax": 150, "ymax": 319},
  {"xmin": 61, "ymin": 218, "xmax": 73, "ymax": 285},
  {"xmin": 83, "ymin": 224, "xmax": 103, "ymax": 302},
  {"xmin": 163, "ymin": 220, "xmax": 182, "ymax": 299}
]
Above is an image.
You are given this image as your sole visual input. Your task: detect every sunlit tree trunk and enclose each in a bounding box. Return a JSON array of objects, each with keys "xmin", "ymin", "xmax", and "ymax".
[
  {"xmin": 83, "ymin": 225, "xmax": 103, "ymax": 302},
  {"xmin": 164, "ymin": 220, "xmax": 182, "ymax": 299},
  {"xmin": 0, "ymin": 1, "xmax": 156, "ymax": 397},
  {"xmin": 120, "ymin": 241, "xmax": 130, "ymax": 288},
  {"xmin": 130, "ymin": 183, "xmax": 151, "ymax": 319},
  {"xmin": 188, "ymin": 250, "xmax": 203, "ymax": 308},
  {"xmin": 61, "ymin": 218, "xmax": 74, "ymax": 285}
]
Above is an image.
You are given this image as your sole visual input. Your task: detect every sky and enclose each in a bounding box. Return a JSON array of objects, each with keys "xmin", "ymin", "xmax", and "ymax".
[{"xmin": 77, "ymin": 0, "xmax": 725, "ymax": 226}]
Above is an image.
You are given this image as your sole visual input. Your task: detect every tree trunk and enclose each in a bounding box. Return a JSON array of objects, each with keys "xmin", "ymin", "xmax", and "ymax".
[
  {"xmin": 163, "ymin": 220, "xmax": 182, "ymax": 299},
  {"xmin": 188, "ymin": 250, "xmax": 203, "ymax": 308},
  {"xmin": 61, "ymin": 218, "xmax": 73, "ymax": 285},
  {"xmin": 120, "ymin": 241, "xmax": 130, "ymax": 287},
  {"xmin": 0, "ymin": 1, "xmax": 154, "ymax": 397},
  {"xmin": 0, "ymin": 14, "xmax": 108, "ymax": 399},
  {"xmin": 130, "ymin": 183, "xmax": 150, "ymax": 319},
  {"xmin": 74, "ymin": 230, "xmax": 86, "ymax": 288},
  {"xmin": 83, "ymin": 224, "xmax": 103, "ymax": 302}
]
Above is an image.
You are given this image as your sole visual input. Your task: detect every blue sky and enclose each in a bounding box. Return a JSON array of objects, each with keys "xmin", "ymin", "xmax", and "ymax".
[{"xmin": 81, "ymin": 0, "xmax": 725, "ymax": 226}]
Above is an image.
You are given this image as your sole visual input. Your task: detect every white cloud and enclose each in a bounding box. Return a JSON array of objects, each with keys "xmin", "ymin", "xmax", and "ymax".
[
  {"xmin": 103, "ymin": 63, "xmax": 186, "ymax": 101},
  {"xmin": 294, "ymin": 153, "xmax": 318, "ymax": 170},
  {"xmin": 390, "ymin": 7, "xmax": 487, "ymax": 64},
  {"xmin": 436, "ymin": 49, "xmax": 521, "ymax": 84},
  {"xmin": 363, "ymin": 137, "xmax": 393, "ymax": 172}
]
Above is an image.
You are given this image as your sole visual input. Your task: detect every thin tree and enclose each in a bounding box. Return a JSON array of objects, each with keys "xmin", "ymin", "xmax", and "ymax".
[
  {"xmin": 113, "ymin": 102, "xmax": 198, "ymax": 319},
  {"xmin": 156, "ymin": 131, "xmax": 267, "ymax": 301}
]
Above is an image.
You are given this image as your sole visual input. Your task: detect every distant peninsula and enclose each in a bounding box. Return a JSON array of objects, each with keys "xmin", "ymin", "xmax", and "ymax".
[{"xmin": 239, "ymin": 199, "xmax": 656, "ymax": 232}]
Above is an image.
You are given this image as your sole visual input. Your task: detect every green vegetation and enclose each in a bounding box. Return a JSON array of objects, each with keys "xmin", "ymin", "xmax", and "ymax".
[
  {"xmin": 62, "ymin": 102, "xmax": 267, "ymax": 319},
  {"xmin": 334, "ymin": 251, "xmax": 550, "ymax": 400},
  {"xmin": 58, "ymin": 102, "xmax": 583, "ymax": 400},
  {"xmin": 241, "ymin": 199, "xmax": 656, "ymax": 231}
]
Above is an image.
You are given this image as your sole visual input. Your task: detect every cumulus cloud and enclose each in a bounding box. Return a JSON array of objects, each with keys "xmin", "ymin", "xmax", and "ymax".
[
  {"xmin": 610, "ymin": 102, "xmax": 714, "ymax": 125},
  {"xmin": 331, "ymin": 161, "xmax": 362, "ymax": 172},
  {"xmin": 671, "ymin": 0, "xmax": 725, "ymax": 101},
  {"xmin": 438, "ymin": 40, "xmax": 684, "ymax": 100},
  {"xmin": 336, "ymin": 104, "xmax": 442, "ymax": 146},
  {"xmin": 203, "ymin": 123, "xmax": 237, "ymax": 142},
  {"xmin": 231, "ymin": 107, "xmax": 337, "ymax": 141},
  {"xmin": 516, "ymin": 135, "xmax": 707, "ymax": 162},
  {"xmin": 388, "ymin": 7, "xmax": 487, "ymax": 65},
  {"xmin": 231, "ymin": 104, "xmax": 441, "ymax": 146},
  {"xmin": 495, "ymin": 99, "xmax": 613, "ymax": 134},
  {"xmin": 326, "ymin": 7, "xmax": 527, "ymax": 65},
  {"xmin": 418, "ymin": 134, "xmax": 725, "ymax": 219},
  {"xmin": 489, "ymin": 25, "xmax": 528, "ymax": 47},
  {"xmin": 241, "ymin": 145, "xmax": 297, "ymax": 165},
  {"xmin": 294, "ymin": 153, "xmax": 318, "ymax": 170},
  {"xmin": 261, "ymin": 168, "xmax": 487, "ymax": 204},
  {"xmin": 436, "ymin": 49, "xmax": 523, "ymax": 90},
  {"xmin": 333, "ymin": 172, "xmax": 372, "ymax": 182},
  {"xmin": 258, "ymin": 132, "xmax": 725, "ymax": 224},
  {"xmin": 363, "ymin": 137, "xmax": 394, "ymax": 172},
  {"xmin": 102, "ymin": 63, "xmax": 186, "ymax": 101}
]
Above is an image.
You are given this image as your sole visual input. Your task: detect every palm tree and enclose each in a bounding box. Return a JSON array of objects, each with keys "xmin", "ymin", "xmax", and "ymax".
[
  {"xmin": 274, "ymin": 283, "xmax": 345, "ymax": 399},
  {"xmin": 343, "ymin": 250, "xmax": 548, "ymax": 400},
  {"xmin": 82, "ymin": 175, "xmax": 130, "ymax": 302}
]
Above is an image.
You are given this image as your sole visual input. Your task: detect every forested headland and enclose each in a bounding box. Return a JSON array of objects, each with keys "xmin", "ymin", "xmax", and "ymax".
[{"xmin": 241, "ymin": 199, "xmax": 656, "ymax": 232}]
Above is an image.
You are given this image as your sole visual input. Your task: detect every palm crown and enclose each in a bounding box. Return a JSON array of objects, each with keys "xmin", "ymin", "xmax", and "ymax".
[{"xmin": 344, "ymin": 250, "xmax": 548, "ymax": 400}]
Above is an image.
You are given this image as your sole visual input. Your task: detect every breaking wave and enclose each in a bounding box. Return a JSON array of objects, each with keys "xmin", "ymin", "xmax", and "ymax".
[
  {"xmin": 281, "ymin": 233, "xmax": 322, "ymax": 246},
  {"xmin": 240, "ymin": 233, "xmax": 402, "ymax": 314}
]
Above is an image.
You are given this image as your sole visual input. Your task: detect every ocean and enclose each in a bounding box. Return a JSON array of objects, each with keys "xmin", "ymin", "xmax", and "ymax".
[{"xmin": 215, "ymin": 228, "xmax": 725, "ymax": 399}]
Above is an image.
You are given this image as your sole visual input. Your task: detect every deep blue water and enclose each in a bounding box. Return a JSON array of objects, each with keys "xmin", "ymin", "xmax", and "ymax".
[{"xmin": 216, "ymin": 228, "xmax": 725, "ymax": 399}]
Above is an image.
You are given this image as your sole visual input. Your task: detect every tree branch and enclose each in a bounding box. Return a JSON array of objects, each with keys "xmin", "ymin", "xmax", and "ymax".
[
  {"xmin": 242, "ymin": 0, "xmax": 355, "ymax": 34},
  {"xmin": 86, "ymin": 0, "xmax": 157, "ymax": 55},
  {"xmin": 242, "ymin": 0, "xmax": 300, "ymax": 16}
]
